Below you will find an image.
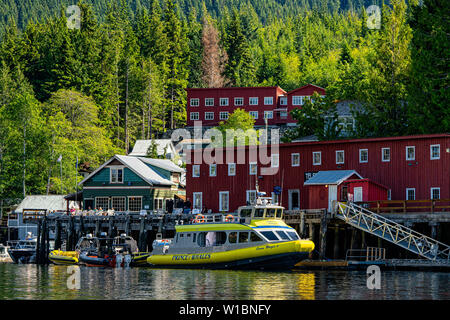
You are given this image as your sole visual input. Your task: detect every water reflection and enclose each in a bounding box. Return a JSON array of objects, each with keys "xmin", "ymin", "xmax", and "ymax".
[{"xmin": 0, "ymin": 264, "xmax": 448, "ymax": 300}]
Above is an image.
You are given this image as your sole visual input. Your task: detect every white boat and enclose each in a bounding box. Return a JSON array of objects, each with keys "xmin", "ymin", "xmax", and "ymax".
[{"xmin": 0, "ymin": 244, "xmax": 12, "ymax": 263}]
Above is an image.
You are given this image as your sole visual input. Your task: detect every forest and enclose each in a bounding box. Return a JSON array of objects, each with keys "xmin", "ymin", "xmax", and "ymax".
[{"xmin": 0, "ymin": 0, "xmax": 448, "ymax": 200}]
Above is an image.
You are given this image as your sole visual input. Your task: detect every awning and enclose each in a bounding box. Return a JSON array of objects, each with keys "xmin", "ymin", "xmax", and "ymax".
[
  {"xmin": 175, "ymin": 194, "xmax": 186, "ymax": 201},
  {"xmin": 304, "ymin": 170, "xmax": 362, "ymax": 186}
]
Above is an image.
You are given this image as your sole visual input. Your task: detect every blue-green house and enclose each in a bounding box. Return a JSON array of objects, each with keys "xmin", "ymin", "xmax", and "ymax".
[{"xmin": 79, "ymin": 155, "xmax": 185, "ymax": 212}]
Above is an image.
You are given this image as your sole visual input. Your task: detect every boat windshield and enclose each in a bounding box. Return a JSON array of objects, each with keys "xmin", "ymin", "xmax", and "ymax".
[
  {"xmin": 254, "ymin": 208, "xmax": 265, "ymax": 218},
  {"xmin": 266, "ymin": 208, "xmax": 276, "ymax": 218},
  {"xmin": 240, "ymin": 209, "xmax": 252, "ymax": 218}
]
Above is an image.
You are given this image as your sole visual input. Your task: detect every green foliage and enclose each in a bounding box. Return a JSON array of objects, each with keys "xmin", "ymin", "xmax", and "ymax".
[{"xmin": 214, "ymin": 108, "xmax": 259, "ymax": 147}]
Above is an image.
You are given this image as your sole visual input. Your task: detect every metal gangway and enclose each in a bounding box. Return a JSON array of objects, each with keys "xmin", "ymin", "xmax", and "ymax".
[{"xmin": 336, "ymin": 201, "xmax": 450, "ymax": 262}]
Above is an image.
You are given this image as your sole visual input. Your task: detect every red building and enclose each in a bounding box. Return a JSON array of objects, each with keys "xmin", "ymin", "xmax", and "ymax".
[
  {"xmin": 185, "ymin": 84, "xmax": 326, "ymax": 127},
  {"xmin": 186, "ymin": 134, "xmax": 450, "ymax": 213}
]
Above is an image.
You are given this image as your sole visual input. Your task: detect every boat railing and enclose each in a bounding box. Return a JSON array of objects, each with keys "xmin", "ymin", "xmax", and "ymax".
[{"xmin": 189, "ymin": 213, "xmax": 241, "ymax": 224}]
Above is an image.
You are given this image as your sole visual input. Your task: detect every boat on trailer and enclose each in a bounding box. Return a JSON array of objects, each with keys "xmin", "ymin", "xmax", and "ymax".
[{"xmin": 147, "ymin": 196, "xmax": 315, "ymax": 270}]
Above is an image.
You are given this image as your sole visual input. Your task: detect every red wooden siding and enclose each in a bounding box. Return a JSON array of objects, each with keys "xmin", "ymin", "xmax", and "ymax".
[{"xmin": 186, "ymin": 134, "xmax": 450, "ymax": 213}]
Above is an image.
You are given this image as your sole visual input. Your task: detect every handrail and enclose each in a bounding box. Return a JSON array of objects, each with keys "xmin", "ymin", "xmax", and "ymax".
[{"xmin": 356, "ymin": 198, "xmax": 450, "ymax": 214}]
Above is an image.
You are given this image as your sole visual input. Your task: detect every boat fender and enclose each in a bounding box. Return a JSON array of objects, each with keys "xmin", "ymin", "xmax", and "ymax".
[
  {"xmin": 124, "ymin": 254, "xmax": 131, "ymax": 267},
  {"xmin": 225, "ymin": 214, "xmax": 234, "ymax": 222},
  {"xmin": 116, "ymin": 254, "xmax": 123, "ymax": 268}
]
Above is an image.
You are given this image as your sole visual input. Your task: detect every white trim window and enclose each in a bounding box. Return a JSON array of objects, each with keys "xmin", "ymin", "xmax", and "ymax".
[
  {"xmin": 234, "ymin": 97, "xmax": 243, "ymax": 106},
  {"xmin": 336, "ymin": 150, "xmax": 345, "ymax": 164},
  {"xmin": 313, "ymin": 151, "xmax": 321, "ymax": 166},
  {"xmin": 205, "ymin": 98, "xmax": 214, "ymax": 106},
  {"xmin": 359, "ymin": 149, "xmax": 368, "ymax": 163},
  {"xmin": 249, "ymin": 97, "xmax": 258, "ymax": 105},
  {"xmin": 292, "ymin": 96, "xmax": 304, "ymax": 106},
  {"xmin": 249, "ymin": 162, "xmax": 257, "ymax": 175},
  {"xmin": 192, "ymin": 165, "xmax": 200, "ymax": 177},
  {"xmin": 112, "ymin": 196, "xmax": 126, "ymax": 211},
  {"xmin": 219, "ymin": 191, "xmax": 229, "ymax": 212},
  {"xmin": 219, "ymin": 112, "xmax": 229, "ymax": 120},
  {"xmin": 190, "ymin": 98, "xmax": 199, "ymax": 107},
  {"xmin": 246, "ymin": 190, "xmax": 257, "ymax": 205},
  {"xmin": 193, "ymin": 192, "xmax": 202, "ymax": 210},
  {"xmin": 204, "ymin": 112, "xmax": 214, "ymax": 120},
  {"xmin": 209, "ymin": 164, "xmax": 217, "ymax": 177},
  {"xmin": 228, "ymin": 163, "xmax": 236, "ymax": 176},
  {"xmin": 271, "ymin": 154, "xmax": 279, "ymax": 168},
  {"xmin": 249, "ymin": 111, "xmax": 258, "ymax": 119},
  {"xmin": 264, "ymin": 111, "xmax": 273, "ymax": 119},
  {"xmin": 154, "ymin": 198, "xmax": 164, "ymax": 210},
  {"xmin": 406, "ymin": 188, "xmax": 416, "ymax": 201},
  {"xmin": 291, "ymin": 153, "xmax": 300, "ymax": 167},
  {"xmin": 95, "ymin": 197, "xmax": 109, "ymax": 210},
  {"xmin": 110, "ymin": 167, "xmax": 124, "ymax": 183},
  {"xmin": 128, "ymin": 196, "xmax": 142, "ymax": 212},
  {"xmin": 279, "ymin": 96, "xmax": 287, "ymax": 105},
  {"xmin": 431, "ymin": 188, "xmax": 440, "ymax": 200},
  {"xmin": 264, "ymin": 97, "xmax": 273, "ymax": 105},
  {"xmin": 430, "ymin": 144, "xmax": 440, "ymax": 160},
  {"xmin": 406, "ymin": 146, "xmax": 415, "ymax": 161},
  {"xmin": 382, "ymin": 148, "xmax": 391, "ymax": 162},
  {"xmin": 220, "ymin": 97, "xmax": 229, "ymax": 106},
  {"xmin": 190, "ymin": 112, "xmax": 199, "ymax": 121}
]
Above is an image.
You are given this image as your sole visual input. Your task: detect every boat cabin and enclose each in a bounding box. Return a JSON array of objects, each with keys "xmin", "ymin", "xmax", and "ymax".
[{"xmin": 237, "ymin": 197, "xmax": 284, "ymax": 223}]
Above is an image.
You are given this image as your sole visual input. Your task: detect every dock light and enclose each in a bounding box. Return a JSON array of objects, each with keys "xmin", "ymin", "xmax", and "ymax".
[
  {"xmin": 120, "ymin": 233, "xmax": 127, "ymax": 237},
  {"xmin": 100, "ymin": 232, "xmax": 107, "ymax": 237},
  {"xmin": 325, "ymin": 185, "xmax": 328, "ymax": 188},
  {"xmin": 86, "ymin": 233, "xmax": 93, "ymax": 239}
]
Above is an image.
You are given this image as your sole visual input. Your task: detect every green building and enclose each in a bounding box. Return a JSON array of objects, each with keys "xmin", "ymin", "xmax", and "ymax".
[{"xmin": 79, "ymin": 155, "xmax": 185, "ymax": 212}]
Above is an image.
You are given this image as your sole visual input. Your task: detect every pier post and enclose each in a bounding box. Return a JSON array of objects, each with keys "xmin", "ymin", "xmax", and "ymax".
[
  {"xmin": 333, "ymin": 225, "xmax": 339, "ymax": 259},
  {"xmin": 44, "ymin": 217, "xmax": 50, "ymax": 264},
  {"xmin": 39, "ymin": 217, "xmax": 47, "ymax": 264},
  {"xmin": 95, "ymin": 218, "xmax": 100, "ymax": 237},
  {"xmin": 430, "ymin": 222, "xmax": 438, "ymax": 239},
  {"xmin": 108, "ymin": 218, "xmax": 113, "ymax": 237},
  {"xmin": 319, "ymin": 214, "xmax": 327, "ymax": 260},
  {"xmin": 36, "ymin": 220, "xmax": 41, "ymax": 264},
  {"xmin": 299, "ymin": 212, "xmax": 305, "ymax": 238},
  {"xmin": 350, "ymin": 228, "xmax": 357, "ymax": 251},
  {"xmin": 138, "ymin": 217, "xmax": 146, "ymax": 252},
  {"xmin": 360, "ymin": 230, "xmax": 366, "ymax": 249},
  {"xmin": 54, "ymin": 220, "xmax": 61, "ymax": 250},
  {"xmin": 308, "ymin": 223, "xmax": 315, "ymax": 259}
]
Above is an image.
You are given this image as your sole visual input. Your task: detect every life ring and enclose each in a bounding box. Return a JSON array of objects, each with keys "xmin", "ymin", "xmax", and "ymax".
[
  {"xmin": 225, "ymin": 214, "xmax": 234, "ymax": 222},
  {"xmin": 194, "ymin": 214, "xmax": 205, "ymax": 223}
]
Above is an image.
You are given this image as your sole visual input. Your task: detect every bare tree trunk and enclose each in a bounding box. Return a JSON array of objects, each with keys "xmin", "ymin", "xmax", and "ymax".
[{"xmin": 125, "ymin": 62, "xmax": 129, "ymax": 154}]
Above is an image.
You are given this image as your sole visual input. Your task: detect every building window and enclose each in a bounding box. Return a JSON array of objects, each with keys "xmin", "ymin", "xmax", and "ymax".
[
  {"xmin": 205, "ymin": 112, "xmax": 214, "ymax": 120},
  {"xmin": 112, "ymin": 197, "xmax": 126, "ymax": 211},
  {"xmin": 190, "ymin": 112, "xmax": 199, "ymax": 120},
  {"xmin": 431, "ymin": 188, "xmax": 440, "ymax": 200},
  {"xmin": 264, "ymin": 97, "xmax": 273, "ymax": 105},
  {"xmin": 193, "ymin": 192, "xmax": 202, "ymax": 210},
  {"xmin": 219, "ymin": 112, "xmax": 229, "ymax": 120},
  {"xmin": 246, "ymin": 190, "xmax": 257, "ymax": 205},
  {"xmin": 249, "ymin": 97, "xmax": 258, "ymax": 105},
  {"xmin": 313, "ymin": 152, "xmax": 321, "ymax": 166},
  {"xmin": 228, "ymin": 163, "xmax": 236, "ymax": 176},
  {"xmin": 219, "ymin": 191, "xmax": 229, "ymax": 212},
  {"xmin": 336, "ymin": 150, "xmax": 345, "ymax": 164},
  {"xmin": 249, "ymin": 111, "xmax": 258, "ymax": 119},
  {"xmin": 264, "ymin": 111, "xmax": 273, "ymax": 119},
  {"xmin": 192, "ymin": 165, "xmax": 200, "ymax": 177},
  {"xmin": 291, "ymin": 153, "xmax": 300, "ymax": 167},
  {"xmin": 209, "ymin": 164, "xmax": 217, "ymax": 177},
  {"xmin": 190, "ymin": 98, "xmax": 199, "ymax": 107},
  {"xmin": 406, "ymin": 188, "xmax": 416, "ymax": 201},
  {"xmin": 271, "ymin": 154, "xmax": 279, "ymax": 168},
  {"xmin": 205, "ymin": 98, "xmax": 214, "ymax": 106},
  {"xmin": 406, "ymin": 146, "xmax": 415, "ymax": 161},
  {"xmin": 234, "ymin": 97, "xmax": 243, "ymax": 106},
  {"xmin": 337, "ymin": 116, "xmax": 355, "ymax": 133},
  {"xmin": 110, "ymin": 167, "xmax": 123, "ymax": 183},
  {"xmin": 382, "ymin": 148, "xmax": 390, "ymax": 162},
  {"xmin": 154, "ymin": 198, "xmax": 164, "ymax": 210},
  {"xmin": 292, "ymin": 96, "xmax": 304, "ymax": 106},
  {"xmin": 387, "ymin": 189, "xmax": 392, "ymax": 200},
  {"xmin": 249, "ymin": 162, "xmax": 257, "ymax": 175},
  {"xmin": 128, "ymin": 197, "xmax": 142, "ymax": 212},
  {"xmin": 220, "ymin": 97, "xmax": 229, "ymax": 106},
  {"xmin": 279, "ymin": 97, "xmax": 287, "ymax": 105},
  {"xmin": 359, "ymin": 149, "xmax": 368, "ymax": 163},
  {"xmin": 271, "ymin": 192, "xmax": 280, "ymax": 205},
  {"xmin": 95, "ymin": 197, "xmax": 109, "ymax": 210},
  {"xmin": 430, "ymin": 144, "xmax": 440, "ymax": 160}
]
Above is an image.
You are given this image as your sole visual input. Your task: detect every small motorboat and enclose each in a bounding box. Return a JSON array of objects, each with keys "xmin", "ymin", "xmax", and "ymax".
[
  {"xmin": 48, "ymin": 250, "xmax": 78, "ymax": 265},
  {"xmin": 7, "ymin": 233, "xmax": 37, "ymax": 264},
  {"xmin": 0, "ymin": 244, "xmax": 12, "ymax": 263}
]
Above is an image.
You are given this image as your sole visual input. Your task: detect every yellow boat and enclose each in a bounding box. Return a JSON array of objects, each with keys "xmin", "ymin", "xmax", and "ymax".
[
  {"xmin": 49, "ymin": 250, "xmax": 79, "ymax": 265},
  {"xmin": 147, "ymin": 196, "xmax": 314, "ymax": 270}
]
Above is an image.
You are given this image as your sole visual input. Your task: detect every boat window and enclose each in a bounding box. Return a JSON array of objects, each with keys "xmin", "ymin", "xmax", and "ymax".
[
  {"xmin": 180, "ymin": 233, "xmax": 184, "ymax": 238},
  {"xmin": 275, "ymin": 230, "xmax": 290, "ymax": 240},
  {"xmin": 239, "ymin": 232, "xmax": 249, "ymax": 243},
  {"xmin": 287, "ymin": 231, "xmax": 299, "ymax": 240},
  {"xmin": 266, "ymin": 208, "xmax": 276, "ymax": 218},
  {"xmin": 228, "ymin": 232, "xmax": 237, "ymax": 244},
  {"xmin": 240, "ymin": 209, "xmax": 252, "ymax": 218},
  {"xmin": 197, "ymin": 232, "xmax": 206, "ymax": 247},
  {"xmin": 254, "ymin": 208, "xmax": 265, "ymax": 218},
  {"xmin": 260, "ymin": 231, "xmax": 279, "ymax": 241},
  {"xmin": 192, "ymin": 233, "xmax": 196, "ymax": 243},
  {"xmin": 187, "ymin": 233, "xmax": 191, "ymax": 237},
  {"xmin": 276, "ymin": 209, "xmax": 283, "ymax": 218},
  {"xmin": 198, "ymin": 231, "xmax": 227, "ymax": 247},
  {"xmin": 250, "ymin": 232, "xmax": 263, "ymax": 242}
]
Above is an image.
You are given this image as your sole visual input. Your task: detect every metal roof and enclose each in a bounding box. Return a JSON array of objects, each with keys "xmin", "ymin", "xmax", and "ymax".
[
  {"xmin": 14, "ymin": 195, "xmax": 68, "ymax": 213},
  {"xmin": 128, "ymin": 139, "xmax": 176, "ymax": 158},
  {"xmin": 304, "ymin": 170, "xmax": 362, "ymax": 186}
]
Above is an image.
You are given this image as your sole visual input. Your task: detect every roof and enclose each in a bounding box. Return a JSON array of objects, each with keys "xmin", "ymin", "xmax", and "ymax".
[
  {"xmin": 286, "ymin": 84, "xmax": 326, "ymax": 95},
  {"xmin": 79, "ymin": 155, "xmax": 184, "ymax": 186},
  {"xmin": 335, "ymin": 100, "xmax": 365, "ymax": 117},
  {"xmin": 129, "ymin": 139, "xmax": 175, "ymax": 157},
  {"xmin": 304, "ymin": 170, "xmax": 362, "ymax": 186},
  {"xmin": 14, "ymin": 195, "xmax": 68, "ymax": 213},
  {"xmin": 186, "ymin": 86, "xmax": 286, "ymax": 93}
]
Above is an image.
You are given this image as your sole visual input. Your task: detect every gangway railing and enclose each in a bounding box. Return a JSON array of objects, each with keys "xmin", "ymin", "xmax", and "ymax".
[
  {"xmin": 345, "ymin": 247, "xmax": 386, "ymax": 261},
  {"xmin": 337, "ymin": 202, "xmax": 450, "ymax": 262}
]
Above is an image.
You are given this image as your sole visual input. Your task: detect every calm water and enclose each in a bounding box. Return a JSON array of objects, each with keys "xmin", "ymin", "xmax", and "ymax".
[{"xmin": 0, "ymin": 263, "xmax": 448, "ymax": 300}]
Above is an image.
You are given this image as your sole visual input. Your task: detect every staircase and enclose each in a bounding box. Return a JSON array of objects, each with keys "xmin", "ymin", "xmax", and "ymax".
[{"xmin": 336, "ymin": 202, "xmax": 450, "ymax": 262}]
